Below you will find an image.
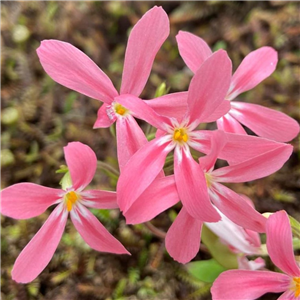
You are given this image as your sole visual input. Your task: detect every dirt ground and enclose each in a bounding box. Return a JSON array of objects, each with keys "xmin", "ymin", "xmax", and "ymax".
[{"xmin": 1, "ymin": 2, "xmax": 299, "ymax": 299}]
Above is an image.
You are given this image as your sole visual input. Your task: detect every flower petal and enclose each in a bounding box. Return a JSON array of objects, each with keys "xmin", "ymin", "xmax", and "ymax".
[
  {"xmin": 116, "ymin": 115, "xmax": 148, "ymax": 173},
  {"xmin": 81, "ymin": 190, "xmax": 118, "ymax": 209},
  {"xmin": 93, "ymin": 104, "xmax": 115, "ymax": 128},
  {"xmin": 213, "ymin": 143, "xmax": 292, "ymax": 182},
  {"xmin": 165, "ymin": 207, "xmax": 203, "ymax": 264},
  {"xmin": 216, "ymin": 113, "xmax": 247, "ymax": 135},
  {"xmin": 37, "ymin": 40, "xmax": 118, "ymax": 103},
  {"xmin": 117, "ymin": 136, "xmax": 172, "ymax": 212},
  {"xmin": 230, "ymin": 102, "xmax": 300, "ymax": 142},
  {"xmin": 120, "ymin": 6, "xmax": 169, "ymax": 96},
  {"xmin": 201, "ymin": 100, "xmax": 231, "ymax": 123},
  {"xmin": 174, "ymin": 146, "xmax": 220, "ymax": 222},
  {"xmin": 266, "ymin": 210, "xmax": 300, "ymax": 277},
  {"xmin": 144, "ymin": 92, "xmax": 188, "ymax": 122},
  {"xmin": 210, "ymin": 183, "xmax": 267, "ymax": 233},
  {"xmin": 211, "ymin": 270, "xmax": 291, "ymax": 300},
  {"xmin": 199, "ymin": 130, "xmax": 227, "ymax": 172},
  {"xmin": 71, "ymin": 204, "xmax": 129, "ymax": 254},
  {"xmin": 227, "ymin": 47, "xmax": 278, "ymax": 100},
  {"xmin": 176, "ymin": 31, "xmax": 212, "ymax": 73},
  {"xmin": 193, "ymin": 130, "xmax": 291, "ymax": 165},
  {"xmin": 278, "ymin": 289, "xmax": 299, "ymax": 300},
  {"xmin": 186, "ymin": 50, "xmax": 232, "ymax": 129},
  {"xmin": 64, "ymin": 142, "xmax": 97, "ymax": 191},
  {"xmin": 11, "ymin": 204, "xmax": 67, "ymax": 283},
  {"xmin": 124, "ymin": 175, "xmax": 179, "ymax": 224},
  {"xmin": 0, "ymin": 183, "xmax": 62, "ymax": 219},
  {"xmin": 115, "ymin": 94, "xmax": 172, "ymax": 131}
]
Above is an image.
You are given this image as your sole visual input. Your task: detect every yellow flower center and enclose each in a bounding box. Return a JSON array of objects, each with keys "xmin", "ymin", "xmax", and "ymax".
[
  {"xmin": 292, "ymin": 277, "xmax": 300, "ymax": 297},
  {"xmin": 65, "ymin": 191, "xmax": 79, "ymax": 211},
  {"xmin": 114, "ymin": 103, "xmax": 128, "ymax": 116},
  {"xmin": 173, "ymin": 128, "xmax": 189, "ymax": 143},
  {"xmin": 205, "ymin": 173, "xmax": 213, "ymax": 188}
]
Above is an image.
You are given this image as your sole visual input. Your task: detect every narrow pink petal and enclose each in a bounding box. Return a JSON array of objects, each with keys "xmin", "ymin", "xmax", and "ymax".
[
  {"xmin": 124, "ymin": 175, "xmax": 179, "ymax": 224},
  {"xmin": 199, "ymin": 130, "xmax": 227, "ymax": 172},
  {"xmin": 213, "ymin": 143, "xmax": 292, "ymax": 182},
  {"xmin": 144, "ymin": 92, "xmax": 188, "ymax": 122},
  {"xmin": 194, "ymin": 130, "xmax": 292, "ymax": 165},
  {"xmin": 120, "ymin": 6, "xmax": 169, "ymax": 96},
  {"xmin": 81, "ymin": 190, "xmax": 118, "ymax": 209},
  {"xmin": 227, "ymin": 47, "xmax": 278, "ymax": 100},
  {"xmin": 12, "ymin": 204, "xmax": 67, "ymax": 283},
  {"xmin": 37, "ymin": 40, "xmax": 118, "ymax": 103},
  {"xmin": 176, "ymin": 31, "xmax": 212, "ymax": 73},
  {"xmin": 186, "ymin": 50, "xmax": 232, "ymax": 129},
  {"xmin": 174, "ymin": 146, "xmax": 220, "ymax": 222},
  {"xmin": 165, "ymin": 207, "xmax": 203, "ymax": 264},
  {"xmin": 278, "ymin": 290, "xmax": 299, "ymax": 300},
  {"xmin": 230, "ymin": 102, "xmax": 300, "ymax": 142},
  {"xmin": 116, "ymin": 115, "xmax": 148, "ymax": 173},
  {"xmin": 201, "ymin": 100, "xmax": 231, "ymax": 123},
  {"xmin": 211, "ymin": 270, "xmax": 291, "ymax": 300},
  {"xmin": 115, "ymin": 94, "xmax": 172, "ymax": 131},
  {"xmin": 117, "ymin": 136, "xmax": 172, "ymax": 212},
  {"xmin": 211, "ymin": 183, "xmax": 267, "ymax": 232},
  {"xmin": 64, "ymin": 142, "xmax": 97, "ymax": 191},
  {"xmin": 267, "ymin": 210, "xmax": 300, "ymax": 277},
  {"xmin": 216, "ymin": 113, "xmax": 247, "ymax": 135},
  {"xmin": 0, "ymin": 183, "xmax": 62, "ymax": 219},
  {"xmin": 93, "ymin": 104, "xmax": 115, "ymax": 128},
  {"xmin": 71, "ymin": 204, "xmax": 129, "ymax": 254}
]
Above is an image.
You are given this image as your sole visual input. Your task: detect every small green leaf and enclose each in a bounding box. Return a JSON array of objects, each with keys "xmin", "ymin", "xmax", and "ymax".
[
  {"xmin": 201, "ymin": 225, "xmax": 238, "ymax": 269},
  {"xmin": 289, "ymin": 215, "xmax": 300, "ymax": 240},
  {"xmin": 59, "ymin": 171, "xmax": 72, "ymax": 190},
  {"xmin": 154, "ymin": 82, "xmax": 169, "ymax": 98},
  {"xmin": 187, "ymin": 259, "xmax": 226, "ymax": 283}
]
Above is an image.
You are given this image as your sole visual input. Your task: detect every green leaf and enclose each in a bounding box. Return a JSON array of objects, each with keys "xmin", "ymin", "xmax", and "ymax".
[
  {"xmin": 154, "ymin": 82, "xmax": 169, "ymax": 98},
  {"xmin": 289, "ymin": 215, "xmax": 300, "ymax": 240},
  {"xmin": 201, "ymin": 225, "xmax": 238, "ymax": 269},
  {"xmin": 59, "ymin": 171, "xmax": 72, "ymax": 190},
  {"xmin": 187, "ymin": 259, "xmax": 226, "ymax": 283}
]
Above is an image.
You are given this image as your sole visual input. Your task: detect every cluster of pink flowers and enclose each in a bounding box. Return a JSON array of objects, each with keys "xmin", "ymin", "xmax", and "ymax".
[{"xmin": 1, "ymin": 6, "xmax": 299, "ymax": 299}]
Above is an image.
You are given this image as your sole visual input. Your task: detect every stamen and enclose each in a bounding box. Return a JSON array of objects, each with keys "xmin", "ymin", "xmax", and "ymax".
[
  {"xmin": 65, "ymin": 191, "xmax": 79, "ymax": 212},
  {"xmin": 173, "ymin": 128, "xmax": 189, "ymax": 143},
  {"xmin": 293, "ymin": 277, "xmax": 300, "ymax": 297},
  {"xmin": 114, "ymin": 103, "xmax": 128, "ymax": 116},
  {"xmin": 205, "ymin": 173, "xmax": 212, "ymax": 188}
]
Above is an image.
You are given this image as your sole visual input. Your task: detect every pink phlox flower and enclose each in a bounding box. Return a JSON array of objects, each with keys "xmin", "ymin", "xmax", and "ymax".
[
  {"xmin": 0, "ymin": 142, "xmax": 129, "ymax": 283},
  {"xmin": 164, "ymin": 130, "xmax": 292, "ymax": 264},
  {"xmin": 37, "ymin": 6, "xmax": 187, "ymax": 172},
  {"xmin": 199, "ymin": 130, "xmax": 292, "ymax": 233},
  {"xmin": 211, "ymin": 210, "xmax": 300, "ymax": 299},
  {"xmin": 176, "ymin": 31, "xmax": 300, "ymax": 142},
  {"xmin": 117, "ymin": 50, "xmax": 233, "ymax": 223}
]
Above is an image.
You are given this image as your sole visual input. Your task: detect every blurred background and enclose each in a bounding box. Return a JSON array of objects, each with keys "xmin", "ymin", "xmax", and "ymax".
[{"xmin": 1, "ymin": 1, "xmax": 299, "ymax": 299}]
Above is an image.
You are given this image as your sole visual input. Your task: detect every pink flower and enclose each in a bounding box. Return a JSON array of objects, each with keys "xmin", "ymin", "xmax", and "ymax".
[
  {"xmin": 117, "ymin": 50, "xmax": 233, "ymax": 222},
  {"xmin": 36, "ymin": 6, "xmax": 185, "ymax": 172},
  {"xmin": 0, "ymin": 142, "xmax": 129, "ymax": 283},
  {"xmin": 211, "ymin": 210, "xmax": 300, "ymax": 299},
  {"xmin": 116, "ymin": 49, "xmax": 293, "ymax": 224},
  {"xmin": 164, "ymin": 131, "xmax": 292, "ymax": 263},
  {"xmin": 176, "ymin": 31, "xmax": 300, "ymax": 142}
]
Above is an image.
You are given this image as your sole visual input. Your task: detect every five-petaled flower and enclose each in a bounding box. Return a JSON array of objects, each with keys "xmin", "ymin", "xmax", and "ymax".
[
  {"xmin": 176, "ymin": 31, "xmax": 300, "ymax": 142},
  {"xmin": 0, "ymin": 142, "xmax": 129, "ymax": 283},
  {"xmin": 211, "ymin": 210, "xmax": 300, "ymax": 299}
]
